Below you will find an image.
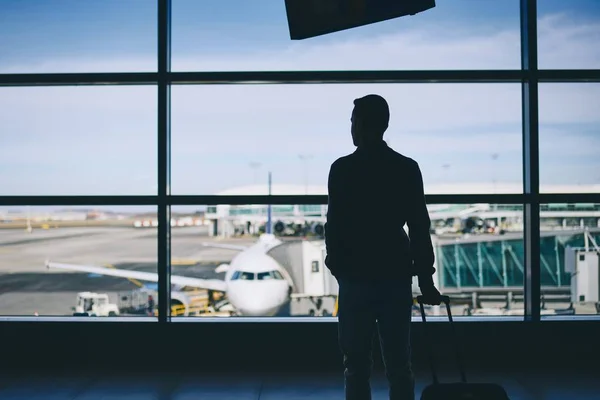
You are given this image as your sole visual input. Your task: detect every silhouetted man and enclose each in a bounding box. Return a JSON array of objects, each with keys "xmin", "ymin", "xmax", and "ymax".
[{"xmin": 325, "ymin": 94, "xmax": 441, "ymax": 400}]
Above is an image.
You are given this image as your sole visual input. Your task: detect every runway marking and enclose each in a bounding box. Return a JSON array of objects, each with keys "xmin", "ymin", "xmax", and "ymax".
[
  {"xmin": 104, "ymin": 264, "xmax": 144, "ymax": 288},
  {"xmin": 171, "ymin": 259, "xmax": 199, "ymax": 266},
  {"xmin": 170, "ymin": 260, "xmax": 227, "ymax": 266}
]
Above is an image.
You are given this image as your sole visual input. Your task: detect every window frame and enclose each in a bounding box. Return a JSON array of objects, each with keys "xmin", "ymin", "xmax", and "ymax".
[{"xmin": 1, "ymin": 0, "xmax": 599, "ymax": 323}]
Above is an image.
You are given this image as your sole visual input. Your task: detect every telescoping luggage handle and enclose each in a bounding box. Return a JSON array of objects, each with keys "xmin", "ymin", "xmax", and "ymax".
[{"xmin": 416, "ymin": 295, "xmax": 467, "ymax": 385}]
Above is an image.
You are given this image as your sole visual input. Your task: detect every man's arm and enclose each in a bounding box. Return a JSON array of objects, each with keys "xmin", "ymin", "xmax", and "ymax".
[
  {"xmin": 406, "ymin": 161, "xmax": 436, "ymax": 284},
  {"xmin": 324, "ymin": 161, "xmax": 345, "ymax": 277}
]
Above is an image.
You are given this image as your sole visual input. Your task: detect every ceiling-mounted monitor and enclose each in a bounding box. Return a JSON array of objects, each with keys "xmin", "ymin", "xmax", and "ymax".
[{"xmin": 285, "ymin": 0, "xmax": 436, "ymax": 40}]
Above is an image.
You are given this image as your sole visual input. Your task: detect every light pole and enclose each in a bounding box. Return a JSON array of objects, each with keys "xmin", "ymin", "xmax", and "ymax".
[
  {"xmin": 298, "ymin": 154, "xmax": 313, "ymax": 194},
  {"xmin": 491, "ymin": 153, "xmax": 499, "ymax": 195},
  {"xmin": 442, "ymin": 164, "xmax": 451, "ymax": 185}
]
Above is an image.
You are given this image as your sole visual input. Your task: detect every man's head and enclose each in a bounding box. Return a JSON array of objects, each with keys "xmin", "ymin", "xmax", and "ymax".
[{"xmin": 351, "ymin": 94, "xmax": 390, "ymax": 147}]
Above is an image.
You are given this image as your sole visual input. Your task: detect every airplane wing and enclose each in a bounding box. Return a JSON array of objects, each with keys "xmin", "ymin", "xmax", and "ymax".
[
  {"xmin": 46, "ymin": 261, "xmax": 227, "ymax": 292},
  {"xmin": 200, "ymin": 242, "xmax": 248, "ymax": 251}
]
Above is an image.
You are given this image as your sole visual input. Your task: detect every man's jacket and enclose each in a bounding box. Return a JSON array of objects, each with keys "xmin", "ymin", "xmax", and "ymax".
[{"xmin": 324, "ymin": 141, "xmax": 435, "ymax": 282}]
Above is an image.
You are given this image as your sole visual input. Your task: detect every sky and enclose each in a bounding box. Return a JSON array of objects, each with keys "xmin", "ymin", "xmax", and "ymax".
[{"xmin": 0, "ymin": 0, "xmax": 599, "ymax": 199}]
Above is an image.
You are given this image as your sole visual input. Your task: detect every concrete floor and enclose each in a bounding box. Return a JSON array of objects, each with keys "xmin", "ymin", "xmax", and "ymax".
[{"xmin": 0, "ymin": 369, "xmax": 598, "ymax": 399}]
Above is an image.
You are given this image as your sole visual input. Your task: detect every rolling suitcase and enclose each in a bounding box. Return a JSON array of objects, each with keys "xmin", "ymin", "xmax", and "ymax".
[{"xmin": 417, "ymin": 295, "xmax": 510, "ymax": 400}]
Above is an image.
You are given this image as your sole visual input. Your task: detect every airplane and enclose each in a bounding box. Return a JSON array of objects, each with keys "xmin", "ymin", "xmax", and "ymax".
[{"xmin": 45, "ymin": 204, "xmax": 299, "ymax": 317}]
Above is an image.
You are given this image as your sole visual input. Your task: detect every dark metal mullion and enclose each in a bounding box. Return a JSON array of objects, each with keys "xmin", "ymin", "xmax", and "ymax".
[
  {"xmin": 170, "ymin": 70, "xmax": 524, "ymax": 84},
  {"xmin": 157, "ymin": 0, "xmax": 172, "ymax": 323},
  {"xmin": 3, "ymin": 69, "xmax": 600, "ymax": 87},
  {"xmin": 538, "ymin": 193, "xmax": 600, "ymax": 204},
  {"xmin": 0, "ymin": 73, "xmax": 158, "ymax": 86},
  {"xmin": 538, "ymin": 69, "xmax": 600, "ymax": 82},
  {"xmin": 7, "ymin": 192, "xmax": 599, "ymax": 207},
  {"xmin": 0, "ymin": 196, "xmax": 158, "ymax": 206},
  {"xmin": 2, "ymin": 191, "xmax": 595, "ymax": 207},
  {"xmin": 521, "ymin": 0, "xmax": 541, "ymax": 322}
]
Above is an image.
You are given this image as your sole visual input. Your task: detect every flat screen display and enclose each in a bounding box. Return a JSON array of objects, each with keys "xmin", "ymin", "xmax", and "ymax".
[{"xmin": 285, "ymin": 0, "xmax": 436, "ymax": 40}]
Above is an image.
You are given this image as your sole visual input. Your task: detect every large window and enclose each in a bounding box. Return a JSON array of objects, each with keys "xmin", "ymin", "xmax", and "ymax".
[
  {"xmin": 538, "ymin": 83, "xmax": 600, "ymax": 193},
  {"xmin": 2, "ymin": 0, "xmax": 599, "ymax": 322},
  {"xmin": 537, "ymin": 0, "xmax": 600, "ymax": 69},
  {"xmin": 0, "ymin": 86, "xmax": 157, "ymax": 196},
  {"xmin": 172, "ymin": 84, "xmax": 522, "ymax": 195},
  {"xmin": 0, "ymin": 206, "xmax": 158, "ymax": 318},
  {"xmin": 172, "ymin": 0, "xmax": 521, "ymax": 71},
  {"xmin": 0, "ymin": 0, "xmax": 157, "ymax": 73},
  {"xmin": 539, "ymin": 203, "xmax": 600, "ymax": 316}
]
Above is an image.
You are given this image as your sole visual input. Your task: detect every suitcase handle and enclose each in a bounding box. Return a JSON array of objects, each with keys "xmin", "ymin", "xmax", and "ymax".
[{"xmin": 416, "ymin": 295, "xmax": 467, "ymax": 385}]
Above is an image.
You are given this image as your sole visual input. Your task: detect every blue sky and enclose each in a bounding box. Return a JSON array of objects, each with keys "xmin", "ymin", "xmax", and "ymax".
[{"xmin": 0, "ymin": 0, "xmax": 599, "ymax": 198}]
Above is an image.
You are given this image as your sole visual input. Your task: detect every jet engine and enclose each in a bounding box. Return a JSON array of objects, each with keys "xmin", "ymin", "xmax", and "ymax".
[
  {"xmin": 274, "ymin": 221, "xmax": 286, "ymax": 234},
  {"xmin": 310, "ymin": 222, "xmax": 324, "ymax": 237}
]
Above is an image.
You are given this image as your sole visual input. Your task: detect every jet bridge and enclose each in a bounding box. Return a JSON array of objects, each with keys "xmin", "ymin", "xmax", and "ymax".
[
  {"xmin": 565, "ymin": 229, "xmax": 600, "ymax": 313},
  {"xmin": 268, "ymin": 239, "xmax": 338, "ymax": 316}
]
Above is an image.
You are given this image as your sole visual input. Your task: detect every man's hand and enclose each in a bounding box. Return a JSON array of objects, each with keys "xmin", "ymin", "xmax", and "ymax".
[{"xmin": 418, "ymin": 275, "xmax": 442, "ymax": 305}]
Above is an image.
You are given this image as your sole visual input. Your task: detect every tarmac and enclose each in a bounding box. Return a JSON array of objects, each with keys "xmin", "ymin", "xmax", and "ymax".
[
  {"xmin": 0, "ymin": 225, "xmax": 254, "ymax": 316},
  {"xmin": 0, "ymin": 225, "xmax": 579, "ymax": 317}
]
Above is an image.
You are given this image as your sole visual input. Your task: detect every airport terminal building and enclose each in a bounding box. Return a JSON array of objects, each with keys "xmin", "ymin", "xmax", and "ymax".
[{"xmin": 206, "ymin": 182, "xmax": 600, "ymax": 237}]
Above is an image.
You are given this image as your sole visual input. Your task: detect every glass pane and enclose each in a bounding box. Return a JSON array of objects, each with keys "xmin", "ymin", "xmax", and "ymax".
[
  {"xmin": 172, "ymin": 84, "xmax": 522, "ymax": 195},
  {"xmin": 0, "ymin": 206, "xmax": 157, "ymax": 318},
  {"xmin": 538, "ymin": 0, "xmax": 600, "ymax": 69},
  {"xmin": 170, "ymin": 203, "xmax": 523, "ymax": 319},
  {"xmin": 172, "ymin": 0, "xmax": 520, "ymax": 71},
  {"xmin": 0, "ymin": 0, "xmax": 157, "ymax": 73},
  {"xmin": 170, "ymin": 203, "xmax": 333, "ymax": 318},
  {"xmin": 540, "ymin": 203, "xmax": 600, "ymax": 317},
  {"xmin": 539, "ymin": 83, "xmax": 600, "ymax": 193},
  {"xmin": 0, "ymin": 86, "xmax": 157, "ymax": 196},
  {"xmin": 431, "ymin": 203, "xmax": 524, "ymax": 318}
]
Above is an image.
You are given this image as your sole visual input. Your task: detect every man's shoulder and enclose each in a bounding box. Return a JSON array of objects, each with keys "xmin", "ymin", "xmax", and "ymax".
[
  {"xmin": 386, "ymin": 147, "xmax": 420, "ymax": 169},
  {"xmin": 330, "ymin": 154, "xmax": 353, "ymax": 169}
]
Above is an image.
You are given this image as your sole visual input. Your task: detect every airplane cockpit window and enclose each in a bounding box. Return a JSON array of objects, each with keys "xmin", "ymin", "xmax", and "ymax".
[
  {"xmin": 232, "ymin": 271, "xmax": 283, "ymax": 281},
  {"xmin": 271, "ymin": 270, "xmax": 284, "ymax": 280},
  {"xmin": 257, "ymin": 271, "xmax": 285, "ymax": 280},
  {"xmin": 231, "ymin": 271, "xmax": 242, "ymax": 280},
  {"xmin": 231, "ymin": 271, "xmax": 255, "ymax": 280},
  {"xmin": 239, "ymin": 272, "xmax": 255, "ymax": 280},
  {"xmin": 257, "ymin": 272, "xmax": 273, "ymax": 280}
]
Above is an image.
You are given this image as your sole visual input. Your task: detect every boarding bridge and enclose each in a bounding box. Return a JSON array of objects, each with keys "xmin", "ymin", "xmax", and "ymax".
[
  {"xmin": 436, "ymin": 228, "xmax": 600, "ymax": 289},
  {"xmin": 434, "ymin": 228, "xmax": 600, "ymax": 313},
  {"xmin": 564, "ymin": 229, "xmax": 600, "ymax": 313},
  {"xmin": 565, "ymin": 248, "xmax": 599, "ymax": 306},
  {"xmin": 268, "ymin": 240, "xmax": 338, "ymax": 316}
]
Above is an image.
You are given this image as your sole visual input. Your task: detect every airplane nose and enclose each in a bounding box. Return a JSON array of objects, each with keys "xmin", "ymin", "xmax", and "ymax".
[{"xmin": 231, "ymin": 282, "xmax": 288, "ymax": 317}]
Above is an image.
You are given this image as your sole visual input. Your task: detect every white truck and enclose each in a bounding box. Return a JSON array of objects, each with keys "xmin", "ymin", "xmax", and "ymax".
[{"xmin": 73, "ymin": 292, "xmax": 120, "ymax": 317}]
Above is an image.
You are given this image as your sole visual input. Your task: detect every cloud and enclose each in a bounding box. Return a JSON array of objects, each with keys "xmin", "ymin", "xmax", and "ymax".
[
  {"xmin": 538, "ymin": 13, "xmax": 600, "ymax": 69},
  {"xmin": 174, "ymin": 27, "xmax": 521, "ymax": 71},
  {"xmin": 539, "ymin": 83, "xmax": 600, "ymax": 124},
  {"xmin": 0, "ymin": 86, "xmax": 157, "ymax": 195}
]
